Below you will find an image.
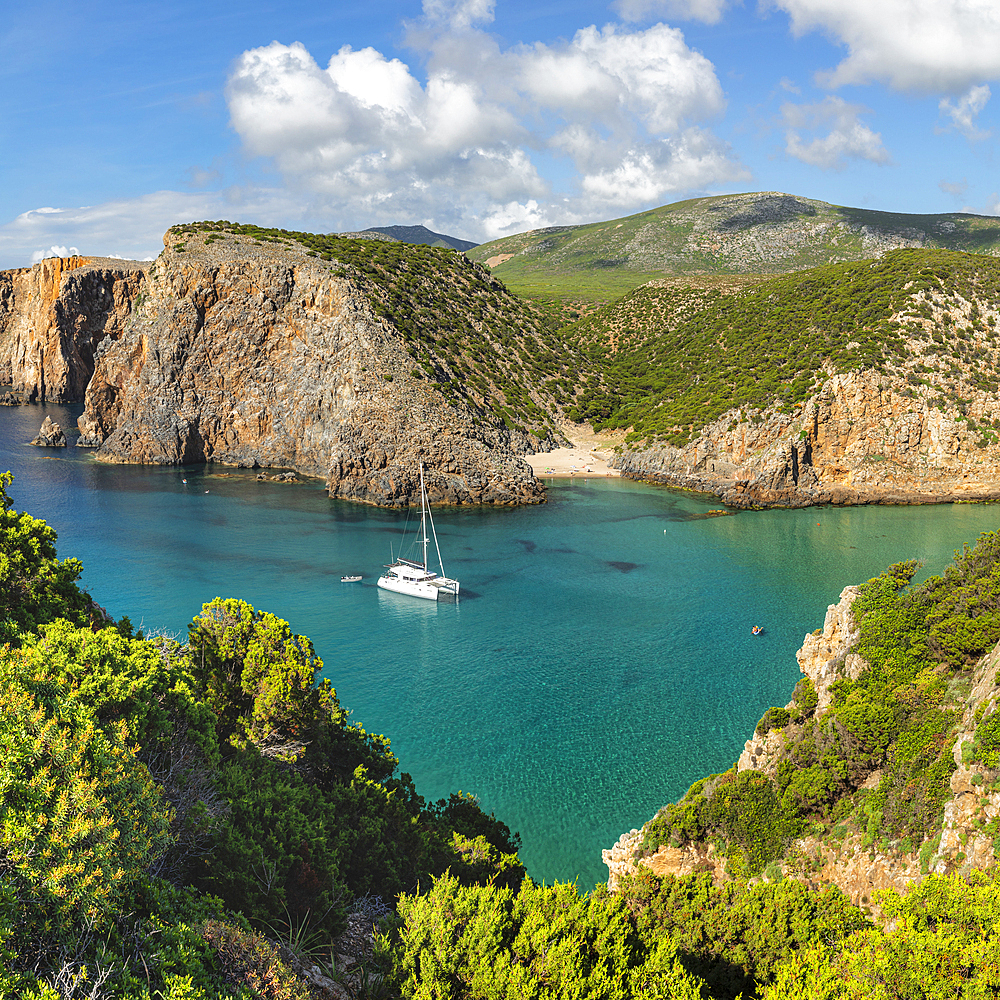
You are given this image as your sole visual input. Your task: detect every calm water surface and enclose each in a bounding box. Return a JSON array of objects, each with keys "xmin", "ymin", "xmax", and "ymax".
[{"xmin": 4, "ymin": 402, "xmax": 1000, "ymax": 887}]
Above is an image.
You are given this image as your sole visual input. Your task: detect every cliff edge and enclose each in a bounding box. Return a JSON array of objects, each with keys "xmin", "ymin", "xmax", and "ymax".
[
  {"xmin": 76, "ymin": 224, "xmax": 565, "ymax": 506},
  {"xmin": 0, "ymin": 256, "xmax": 147, "ymax": 401},
  {"xmin": 613, "ymin": 368, "xmax": 1000, "ymax": 508}
]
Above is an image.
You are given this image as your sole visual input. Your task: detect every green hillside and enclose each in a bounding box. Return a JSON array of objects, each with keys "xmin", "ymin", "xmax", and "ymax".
[
  {"xmin": 557, "ymin": 249, "xmax": 1000, "ymax": 446},
  {"xmin": 467, "ymin": 192, "xmax": 1000, "ymax": 304},
  {"xmin": 170, "ymin": 221, "xmax": 581, "ymax": 440}
]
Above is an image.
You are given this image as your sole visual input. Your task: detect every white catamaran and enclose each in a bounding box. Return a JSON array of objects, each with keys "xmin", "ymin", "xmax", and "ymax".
[{"xmin": 377, "ymin": 464, "xmax": 460, "ymax": 601}]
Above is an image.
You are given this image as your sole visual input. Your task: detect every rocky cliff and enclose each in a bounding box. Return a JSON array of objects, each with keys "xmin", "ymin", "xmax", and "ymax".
[
  {"xmin": 0, "ymin": 256, "xmax": 147, "ymax": 401},
  {"xmin": 77, "ymin": 224, "xmax": 562, "ymax": 506},
  {"xmin": 613, "ymin": 368, "xmax": 1000, "ymax": 508},
  {"xmin": 604, "ymin": 251, "xmax": 1000, "ymax": 508},
  {"xmin": 604, "ymin": 577, "xmax": 1000, "ymax": 913}
]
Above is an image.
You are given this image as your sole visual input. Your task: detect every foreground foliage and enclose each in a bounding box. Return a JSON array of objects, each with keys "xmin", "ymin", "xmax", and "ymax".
[{"xmin": 5, "ymin": 469, "xmax": 1000, "ymax": 998}]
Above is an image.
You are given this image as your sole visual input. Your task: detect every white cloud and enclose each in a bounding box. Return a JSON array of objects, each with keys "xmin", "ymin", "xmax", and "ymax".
[
  {"xmin": 516, "ymin": 23, "xmax": 725, "ymax": 135},
  {"xmin": 782, "ymin": 96, "xmax": 891, "ymax": 170},
  {"xmin": 0, "ymin": 188, "xmax": 302, "ymax": 271},
  {"xmin": 769, "ymin": 0, "xmax": 1000, "ymax": 92},
  {"xmin": 939, "ymin": 84, "xmax": 992, "ymax": 139},
  {"xmin": 939, "ymin": 178, "xmax": 968, "ymax": 198},
  {"xmin": 224, "ymin": 14, "xmax": 744, "ymax": 241},
  {"xmin": 611, "ymin": 0, "xmax": 731, "ymax": 25}
]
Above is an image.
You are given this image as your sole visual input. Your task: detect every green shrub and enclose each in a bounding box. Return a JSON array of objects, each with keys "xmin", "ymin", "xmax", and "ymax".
[
  {"xmin": 792, "ymin": 677, "xmax": 819, "ymax": 714},
  {"xmin": 0, "ymin": 472, "xmax": 91, "ymax": 642},
  {"xmin": 756, "ymin": 706, "xmax": 791, "ymax": 735}
]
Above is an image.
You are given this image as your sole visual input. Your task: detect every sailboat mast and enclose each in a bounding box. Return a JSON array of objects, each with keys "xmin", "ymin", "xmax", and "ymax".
[
  {"xmin": 425, "ymin": 485, "xmax": 447, "ymax": 579},
  {"xmin": 419, "ymin": 463, "xmax": 429, "ymax": 570}
]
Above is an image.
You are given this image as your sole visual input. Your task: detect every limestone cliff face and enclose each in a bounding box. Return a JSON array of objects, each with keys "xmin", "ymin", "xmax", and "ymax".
[
  {"xmin": 0, "ymin": 256, "xmax": 147, "ymax": 401},
  {"xmin": 613, "ymin": 369, "xmax": 1000, "ymax": 508},
  {"xmin": 78, "ymin": 232, "xmax": 550, "ymax": 506}
]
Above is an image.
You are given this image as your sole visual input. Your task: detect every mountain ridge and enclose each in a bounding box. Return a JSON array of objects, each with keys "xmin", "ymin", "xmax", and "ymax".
[
  {"xmin": 468, "ymin": 191, "xmax": 1000, "ymax": 302},
  {"xmin": 360, "ymin": 223, "xmax": 479, "ymax": 252}
]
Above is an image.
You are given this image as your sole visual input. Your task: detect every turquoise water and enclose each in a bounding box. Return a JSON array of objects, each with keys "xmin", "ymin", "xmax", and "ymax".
[{"xmin": 3, "ymin": 402, "xmax": 1000, "ymax": 888}]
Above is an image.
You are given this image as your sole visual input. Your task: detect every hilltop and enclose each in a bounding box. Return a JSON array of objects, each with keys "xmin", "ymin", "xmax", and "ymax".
[
  {"xmin": 360, "ymin": 223, "xmax": 478, "ymax": 251},
  {"xmin": 468, "ymin": 191, "xmax": 1000, "ymax": 304}
]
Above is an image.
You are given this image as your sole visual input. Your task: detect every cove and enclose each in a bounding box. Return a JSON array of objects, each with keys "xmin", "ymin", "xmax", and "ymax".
[{"xmin": 4, "ymin": 400, "xmax": 1000, "ymax": 889}]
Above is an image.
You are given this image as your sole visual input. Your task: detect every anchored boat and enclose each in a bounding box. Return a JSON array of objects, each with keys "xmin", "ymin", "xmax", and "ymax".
[{"xmin": 377, "ymin": 464, "xmax": 460, "ymax": 601}]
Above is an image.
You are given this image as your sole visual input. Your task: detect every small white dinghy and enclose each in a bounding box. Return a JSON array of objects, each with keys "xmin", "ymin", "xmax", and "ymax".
[
  {"xmin": 377, "ymin": 464, "xmax": 460, "ymax": 601},
  {"xmin": 341, "ymin": 575, "xmax": 362, "ymax": 583}
]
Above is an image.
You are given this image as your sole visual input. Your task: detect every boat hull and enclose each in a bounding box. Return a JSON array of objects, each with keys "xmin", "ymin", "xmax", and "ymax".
[{"xmin": 377, "ymin": 574, "xmax": 440, "ymax": 601}]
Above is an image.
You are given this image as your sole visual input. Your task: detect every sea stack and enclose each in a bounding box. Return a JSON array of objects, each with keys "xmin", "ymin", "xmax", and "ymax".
[{"xmin": 30, "ymin": 416, "xmax": 67, "ymax": 447}]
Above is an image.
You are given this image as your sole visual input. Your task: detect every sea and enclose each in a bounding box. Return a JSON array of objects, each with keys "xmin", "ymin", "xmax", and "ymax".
[{"xmin": 3, "ymin": 400, "xmax": 999, "ymax": 889}]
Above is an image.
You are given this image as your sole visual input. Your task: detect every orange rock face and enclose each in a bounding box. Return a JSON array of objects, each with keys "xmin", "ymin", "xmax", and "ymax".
[
  {"xmin": 615, "ymin": 370, "xmax": 1000, "ymax": 508},
  {"xmin": 0, "ymin": 256, "xmax": 147, "ymax": 401},
  {"xmin": 76, "ymin": 233, "xmax": 548, "ymax": 507}
]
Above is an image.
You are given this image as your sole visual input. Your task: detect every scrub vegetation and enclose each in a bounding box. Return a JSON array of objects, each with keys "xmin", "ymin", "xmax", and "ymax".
[
  {"xmin": 6, "ymin": 466, "xmax": 1000, "ymax": 996},
  {"xmin": 169, "ymin": 221, "xmax": 585, "ymax": 442},
  {"xmin": 560, "ymin": 249, "xmax": 1000, "ymax": 446}
]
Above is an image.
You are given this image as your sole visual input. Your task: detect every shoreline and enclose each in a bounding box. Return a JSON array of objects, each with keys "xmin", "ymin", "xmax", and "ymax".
[
  {"xmin": 525, "ymin": 445, "xmax": 620, "ymax": 479},
  {"xmin": 525, "ymin": 424, "xmax": 623, "ymax": 479}
]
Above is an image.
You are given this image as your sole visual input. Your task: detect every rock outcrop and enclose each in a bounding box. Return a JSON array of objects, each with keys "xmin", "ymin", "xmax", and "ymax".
[
  {"xmin": 30, "ymin": 416, "xmax": 67, "ymax": 447},
  {"xmin": 603, "ymin": 586, "xmax": 1000, "ymax": 911},
  {"xmin": 0, "ymin": 256, "xmax": 147, "ymax": 401},
  {"xmin": 614, "ymin": 369, "xmax": 1000, "ymax": 509},
  {"xmin": 77, "ymin": 229, "xmax": 554, "ymax": 506}
]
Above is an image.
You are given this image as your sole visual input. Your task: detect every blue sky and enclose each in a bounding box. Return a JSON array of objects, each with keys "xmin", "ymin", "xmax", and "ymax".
[{"xmin": 1, "ymin": 0, "xmax": 997, "ymax": 268}]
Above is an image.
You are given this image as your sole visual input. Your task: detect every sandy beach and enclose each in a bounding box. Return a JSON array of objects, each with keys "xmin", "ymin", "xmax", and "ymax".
[{"xmin": 525, "ymin": 426, "xmax": 622, "ymax": 478}]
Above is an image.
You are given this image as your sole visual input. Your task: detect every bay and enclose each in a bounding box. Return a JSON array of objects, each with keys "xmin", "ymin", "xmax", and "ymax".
[{"xmin": 3, "ymin": 401, "xmax": 999, "ymax": 889}]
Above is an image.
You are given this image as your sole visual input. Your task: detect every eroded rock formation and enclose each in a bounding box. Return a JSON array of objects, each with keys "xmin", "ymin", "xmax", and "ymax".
[
  {"xmin": 0, "ymin": 256, "xmax": 147, "ymax": 401},
  {"xmin": 614, "ymin": 369, "xmax": 1000, "ymax": 508},
  {"xmin": 30, "ymin": 416, "xmax": 67, "ymax": 447},
  {"xmin": 77, "ymin": 231, "xmax": 550, "ymax": 506}
]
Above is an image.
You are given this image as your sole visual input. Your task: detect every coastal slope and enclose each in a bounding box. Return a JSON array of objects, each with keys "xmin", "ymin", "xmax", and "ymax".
[
  {"xmin": 564, "ymin": 250, "xmax": 1000, "ymax": 507},
  {"xmin": 605, "ymin": 537, "xmax": 1000, "ymax": 912},
  {"xmin": 76, "ymin": 223, "xmax": 572, "ymax": 505},
  {"xmin": 469, "ymin": 190, "xmax": 1000, "ymax": 301}
]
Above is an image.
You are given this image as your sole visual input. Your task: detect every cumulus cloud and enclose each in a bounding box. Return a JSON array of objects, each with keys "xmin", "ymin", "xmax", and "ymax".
[
  {"xmin": 769, "ymin": 0, "xmax": 1000, "ymax": 92},
  {"xmin": 224, "ymin": 12, "xmax": 744, "ymax": 240},
  {"xmin": 782, "ymin": 96, "xmax": 891, "ymax": 170},
  {"xmin": 611, "ymin": 0, "xmax": 731, "ymax": 25},
  {"xmin": 939, "ymin": 84, "xmax": 992, "ymax": 139}
]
